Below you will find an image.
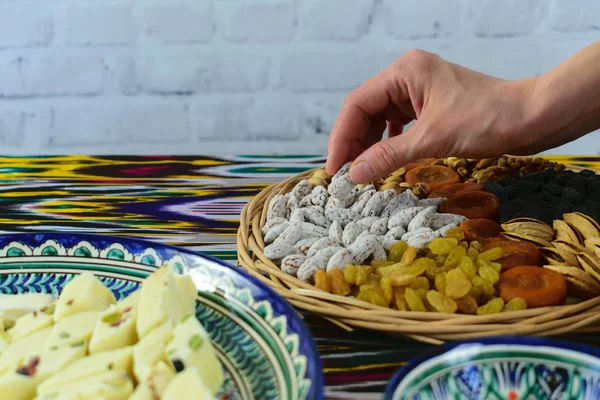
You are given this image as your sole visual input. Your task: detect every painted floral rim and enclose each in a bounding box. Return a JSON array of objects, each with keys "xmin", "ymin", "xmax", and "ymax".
[
  {"xmin": 0, "ymin": 233, "xmax": 324, "ymax": 400},
  {"xmin": 385, "ymin": 336, "xmax": 600, "ymax": 400}
]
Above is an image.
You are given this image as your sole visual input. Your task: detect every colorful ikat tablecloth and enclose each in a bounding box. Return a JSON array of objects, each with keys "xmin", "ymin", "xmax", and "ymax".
[{"xmin": 2, "ymin": 155, "xmax": 600, "ymax": 399}]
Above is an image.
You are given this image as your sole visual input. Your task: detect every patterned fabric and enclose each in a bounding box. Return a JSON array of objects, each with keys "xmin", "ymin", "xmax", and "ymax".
[{"xmin": 1, "ymin": 154, "xmax": 600, "ymax": 399}]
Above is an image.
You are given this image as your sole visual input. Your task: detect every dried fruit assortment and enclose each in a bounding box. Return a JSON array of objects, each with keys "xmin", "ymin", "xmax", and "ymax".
[
  {"xmin": 263, "ymin": 162, "xmax": 468, "ymax": 283},
  {"xmin": 260, "ymin": 156, "xmax": 600, "ymax": 314},
  {"xmin": 318, "ymin": 229, "xmax": 532, "ymax": 314}
]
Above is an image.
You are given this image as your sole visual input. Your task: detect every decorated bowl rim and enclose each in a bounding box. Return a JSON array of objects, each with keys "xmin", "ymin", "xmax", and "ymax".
[
  {"xmin": 0, "ymin": 232, "xmax": 324, "ymax": 400},
  {"xmin": 385, "ymin": 335, "xmax": 600, "ymax": 399}
]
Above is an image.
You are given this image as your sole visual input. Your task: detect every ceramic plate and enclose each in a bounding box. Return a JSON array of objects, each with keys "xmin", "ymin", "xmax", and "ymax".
[
  {"xmin": 386, "ymin": 336, "xmax": 600, "ymax": 400},
  {"xmin": 0, "ymin": 233, "xmax": 323, "ymax": 400}
]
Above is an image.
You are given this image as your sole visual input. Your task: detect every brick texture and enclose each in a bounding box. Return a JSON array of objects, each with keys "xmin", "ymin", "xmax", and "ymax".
[{"xmin": 0, "ymin": 0, "xmax": 596, "ymax": 154}]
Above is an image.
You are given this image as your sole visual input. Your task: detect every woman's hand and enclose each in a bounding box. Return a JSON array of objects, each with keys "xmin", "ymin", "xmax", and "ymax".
[{"xmin": 325, "ymin": 49, "xmax": 540, "ymax": 184}]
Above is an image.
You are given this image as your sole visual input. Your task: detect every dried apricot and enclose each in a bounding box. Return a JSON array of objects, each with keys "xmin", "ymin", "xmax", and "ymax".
[
  {"xmin": 459, "ymin": 219, "xmax": 503, "ymax": 243},
  {"xmin": 441, "ymin": 191, "xmax": 501, "ymax": 221},
  {"xmin": 405, "ymin": 165, "xmax": 460, "ymax": 190},
  {"xmin": 403, "ymin": 158, "xmax": 436, "ymax": 171},
  {"xmin": 428, "ymin": 182, "xmax": 483, "ymax": 198},
  {"xmin": 482, "ymin": 239, "xmax": 541, "ymax": 271},
  {"xmin": 497, "ymin": 266, "xmax": 567, "ymax": 308}
]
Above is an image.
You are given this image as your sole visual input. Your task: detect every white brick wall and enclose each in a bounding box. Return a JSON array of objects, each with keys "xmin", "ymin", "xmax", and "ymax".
[{"xmin": 0, "ymin": 0, "xmax": 598, "ymax": 155}]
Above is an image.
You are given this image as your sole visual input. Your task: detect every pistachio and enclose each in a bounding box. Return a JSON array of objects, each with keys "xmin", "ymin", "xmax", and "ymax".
[
  {"xmin": 189, "ymin": 334, "xmax": 204, "ymax": 350},
  {"xmin": 101, "ymin": 312, "xmax": 122, "ymax": 324},
  {"xmin": 564, "ymin": 213, "xmax": 600, "ymax": 242},
  {"xmin": 554, "ymin": 220, "xmax": 580, "ymax": 244},
  {"xmin": 41, "ymin": 303, "xmax": 55, "ymax": 315}
]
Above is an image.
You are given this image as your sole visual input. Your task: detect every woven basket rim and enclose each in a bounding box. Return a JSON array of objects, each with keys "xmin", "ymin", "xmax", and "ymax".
[{"xmin": 236, "ymin": 161, "xmax": 600, "ymax": 344}]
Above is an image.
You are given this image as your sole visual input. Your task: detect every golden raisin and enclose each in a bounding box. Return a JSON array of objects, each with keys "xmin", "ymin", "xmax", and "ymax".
[
  {"xmin": 458, "ymin": 241, "xmax": 469, "ymax": 249},
  {"xmin": 426, "ymin": 290, "xmax": 458, "ymax": 313},
  {"xmin": 400, "ymin": 246, "xmax": 418, "ymax": 265},
  {"xmin": 380, "ymin": 277, "xmax": 393, "ymax": 305},
  {"xmin": 356, "ymin": 266, "xmax": 373, "ymax": 285},
  {"xmin": 478, "ymin": 265, "xmax": 500, "ymax": 285},
  {"xmin": 314, "ymin": 270, "xmax": 331, "ymax": 292},
  {"xmin": 388, "ymin": 241, "xmax": 409, "ymax": 262},
  {"xmin": 371, "ymin": 260, "xmax": 395, "ymax": 269},
  {"xmin": 458, "ymin": 256, "xmax": 477, "ymax": 280},
  {"xmin": 403, "ymin": 258, "xmax": 436, "ymax": 276},
  {"xmin": 477, "ymin": 297, "xmax": 505, "ymax": 315},
  {"xmin": 344, "ymin": 264, "xmax": 358, "ymax": 284},
  {"xmin": 444, "ymin": 246, "xmax": 467, "ymax": 269},
  {"xmin": 389, "ymin": 273, "xmax": 415, "ymax": 287},
  {"xmin": 445, "ymin": 277, "xmax": 472, "ymax": 299},
  {"xmin": 467, "ymin": 247, "xmax": 479, "ymax": 260},
  {"xmin": 504, "ymin": 297, "xmax": 527, "ymax": 312},
  {"xmin": 405, "ymin": 288, "xmax": 427, "ymax": 312},
  {"xmin": 428, "ymin": 238, "xmax": 458, "ymax": 255},
  {"xmin": 446, "ymin": 268, "xmax": 467, "ymax": 281},
  {"xmin": 393, "ymin": 286, "xmax": 407, "ymax": 311},
  {"xmin": 328, "ymin": 268, "xmax": 351, "ymax": 296},
  {"xmin": 410, "ymin": 276, "xmax": 430, "ymax": 291},
  {"xmin": 470, "ymin": 241, "xmax": 483, "ymax": 251},
  {"xmin": 435, "ymin": 272, "xmax": 447, "ymax": 294},
  {"xmin": 478, "ymin": 247, "xmax": 504, "ymax": 262}
]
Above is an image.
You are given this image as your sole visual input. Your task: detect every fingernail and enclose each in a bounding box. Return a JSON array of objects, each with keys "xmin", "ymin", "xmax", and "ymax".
[{"xmin": 350, "ymin": 161, "xmax": 375, "ymax": 183}]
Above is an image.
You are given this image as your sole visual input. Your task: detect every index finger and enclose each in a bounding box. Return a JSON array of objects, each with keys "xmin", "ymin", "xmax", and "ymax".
[{"xmin": 325, "ymin": 67, "xmax": 406, "ymax": 175}]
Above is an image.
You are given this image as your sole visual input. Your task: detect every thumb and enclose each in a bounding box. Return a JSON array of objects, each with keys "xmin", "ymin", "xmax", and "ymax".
[{"xmin": 349, "ymin": 120, "xmax": 427, "ymax": 184}]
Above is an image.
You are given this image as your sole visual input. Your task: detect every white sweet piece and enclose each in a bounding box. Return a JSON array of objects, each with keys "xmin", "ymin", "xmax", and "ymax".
[
  {"xmin": 89, "ymin": 290, "xmax": 140, "ymax": 354},
  {"xmin": 294, "ymin": 237, "xmax": 319, "ymax": 255},
  {"xmin": 297, "ymin": 247, "xmax": 340, "ymax": 281},
  {"xmin": 387, "ymin": 226, "xmax": 407, "ymax": 239},
  {"xmin": 306, "ymin": 237, "xmax": 339, "ymax": 257},
  {"xmin": 328, "ymin": 174, "xmax": 354, "ymax": 199},
  {"xmin": 348, "ymin": 235, "xmax": 379, "ymax": 264},
  {"xmin": 263, "ymin": 242, "xmax": 297, "ymax": 260},
  {"xmin": 401, "ymin": 227, "xmax": 435, "ymax": 242},
  {"xmin": 54, "ymin": 272, "xmax": 116, "ymax": 321},
  {"xmin": 304, "ymin": 208, "xmax": 332, "ymax": 228},
  {"xmin": 418, "ymin": 197, "xmax": 446, "ymax": 207},
  {"xmin": 325, "ymin": 208, "xmax": 360, "ymax": 227},
  {"xmin": 406, "ymin": 230, "xmax": 441, "ymax": 250},
  {"xmin": 381, "ymin": 191, "xmax": 415, "ymax": 219},
  {"xmin": 342, "ymin": 221, "xmax": 367, "ymax": 247},
  {"xmin": 261, "ymin": 217, "xmax": 287, "ymax": 236},
  {"xmin": 300, "ymin": 222, "xmax": 328, "ymax": 238},
  {"xmin": 356, "ymin": 216, "xmax": 379, "ymax": 230},
  {"xmin": 370, "ymin": 217, "xmax": 389, "ymax": 236},
  {"xmin": 381, "ymin": 189, "xmax": 397, "ymax": 206},
  {"xmin": 326, "ymin": 249, "xmax": 354, "ymax": 272},
  {"xmin": 388, "ymin": 207, "xmax": 425, "ymax": 230},
  {"xmin": 328, "ymin": 221, "xmax": 344, "ymax": 245},
  {"xmin": 430, "ymin": 213, "xmax": 467, "ymax": 230},
  {"xmin": 300, "ymin": 186, "xmax": 328, "ymax": 208},
  {"xmin": 437, "ymin": 223, "xmax": 458, "ymax": 237},
  {"xmin": 371, "ymin": 242, "xmax": 387, "ymax": 261},
  {"xmin": 407, "ymin": 206, "xmax": 436, "ymax": 232},
  {"xmin": 292, "ymin": 179, "xmax": 312, "ymax": 200},
  {"xmin": 264, "ymin": 221, "xmax": 290, "ymax": 244},
  {"xmin": 289, "ymin": 208, "xmax": 305, "ymax": 224},
  {"xmin": 162, "ymin": 366, "xmax": 213, "ymax": 400},
  {"xmin": 361, "ymin": 192, "xmax": 385, "ymax": 217},
  {"xmin": 164, "ymin": 315, "xmax": 223, "ymax": 394},
  {"xmin": 274, "ymin": 222, "xmax": 304, "ymax": 245},
  {"xmin": 350, "ymin": 189, "xmax": 375, "ymax": 214},
  {"xmin": 267, "ymin": 194, "xmax": 286, "ymax": 221},
  {"xmin": 281, "ymin": 254, "xmax": 307, "ymax": 275},
  {"xmin": 286, "ymin": 195, "xmax": 300, "ymax": 218}
]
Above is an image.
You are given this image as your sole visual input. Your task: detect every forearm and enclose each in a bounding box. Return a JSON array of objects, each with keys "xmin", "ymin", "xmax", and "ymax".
[{"xmin": 528, "ymin": 41, "xmax": 600, "ymax": 150}]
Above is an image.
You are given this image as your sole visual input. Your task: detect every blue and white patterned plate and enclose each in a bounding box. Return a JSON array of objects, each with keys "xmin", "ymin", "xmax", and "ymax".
[
  {"xmin": 385, "ymin": 336, "xmax": 600, "ymax": 400},
  {"xmin": 0, "ymin": 233, "xmax": 323, "ymax": 400}
]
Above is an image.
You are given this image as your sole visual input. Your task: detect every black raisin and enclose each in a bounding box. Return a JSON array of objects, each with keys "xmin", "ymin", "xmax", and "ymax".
[
  {"xmin": 171, "ymin": 359, "xmax": 185, "ymax": 373},
  {"xmin": 545, "ymin": 182, "xmax": 563, "ymax": 196},
  {"xmin": 562, "ymin": 187, "xmax": 581, "ymax": 204},
  {"xmin": 483, "ymin": 181, "xmax": 503, "ymax": 194},
  {"xmin": 579, "ymin": 169, "xmax": 597, "ymax": 177}
]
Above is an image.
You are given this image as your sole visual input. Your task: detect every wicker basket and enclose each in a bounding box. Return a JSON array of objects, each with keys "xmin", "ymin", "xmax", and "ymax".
[{"xmin": 237, "ymin": 167, "xmax": 600, "ymax": 344}]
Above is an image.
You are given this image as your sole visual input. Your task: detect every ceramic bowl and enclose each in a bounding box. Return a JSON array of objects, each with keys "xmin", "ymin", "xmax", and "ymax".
[
  {"xmin": 0, "ymin": 233, "xmax": 323, "ymax": 400},
  {"xmin": 386, "ymin": 336, "xmax": 600, "ymax": 400}
]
